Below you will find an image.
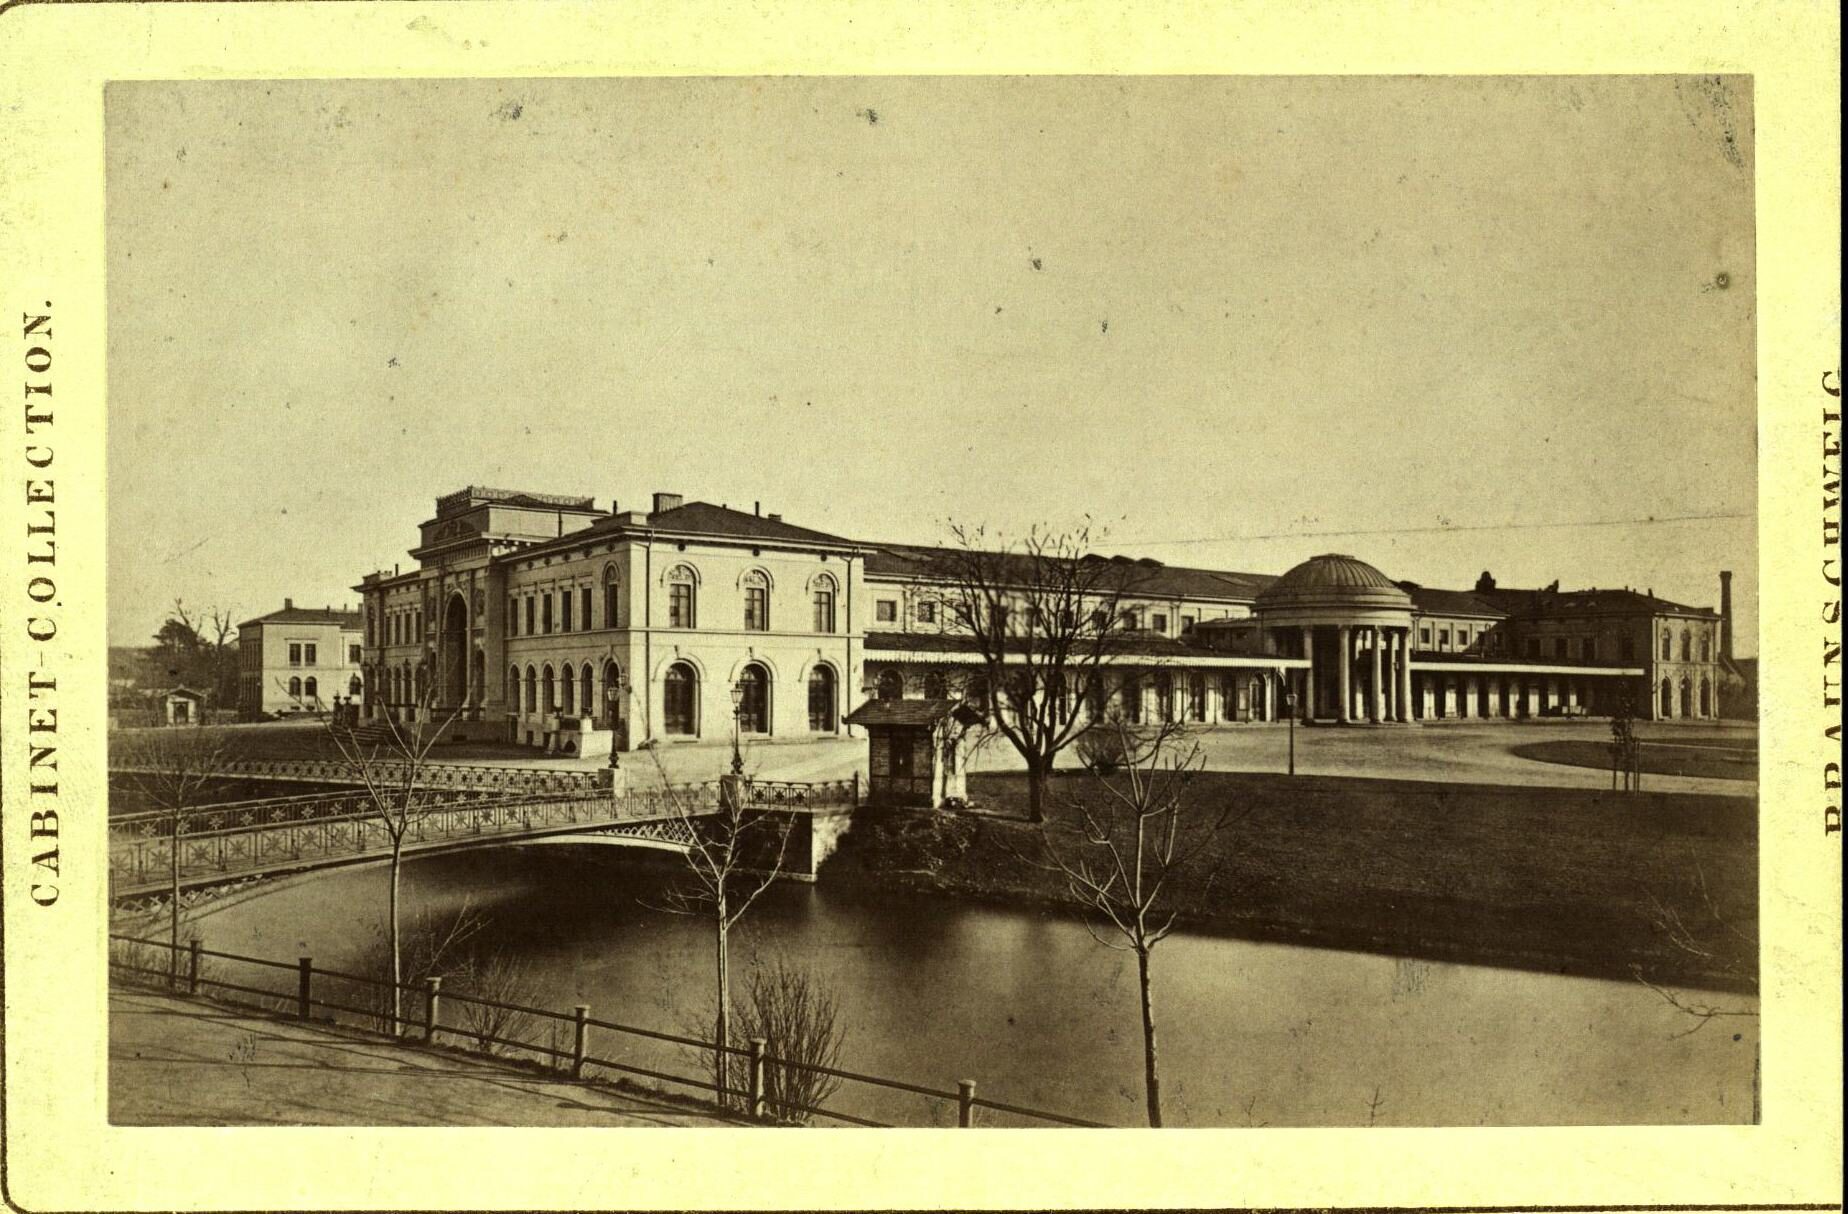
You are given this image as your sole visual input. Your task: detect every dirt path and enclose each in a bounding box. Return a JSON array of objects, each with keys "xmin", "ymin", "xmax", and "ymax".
[{"xmin": 110, "ymin": 989, "xmax": 738, "ymax": 1127}]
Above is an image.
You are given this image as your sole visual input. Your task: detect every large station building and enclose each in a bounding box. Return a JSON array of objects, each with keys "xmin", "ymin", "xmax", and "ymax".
[{"xmin": 355, "ymin": 487, "xmax": 1741, "ymax": 753}]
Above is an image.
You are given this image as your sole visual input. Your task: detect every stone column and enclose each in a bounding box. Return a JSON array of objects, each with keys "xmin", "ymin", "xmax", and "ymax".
[
  {"xmin": 1336, "ymin": 626, "xmax": 1352, "ymax": 723},
  {"xmin": 1394, "ymin": 629, "xmax": 1410, "ymax": 721},
  {"xmin": 1369, "ymin": 626, "xmax": 1384, "ymax": 722},
  {"xmin": 1301, "ymin": 627, "xmax": 1315, "ymax": 721},
  {"xmin": 1264, "ymin": 672, "xmax": 1275, "ymax": 722}
]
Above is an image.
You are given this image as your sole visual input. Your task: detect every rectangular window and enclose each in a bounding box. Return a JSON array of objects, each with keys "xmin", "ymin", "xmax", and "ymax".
[
  {"xmin": 348, "ymin": 644, "xmax": 361, "ymax": 664},
  {"xmin": 1122, "ymin": 609, "xmax": 1142, "ymax": 631},
  {"xmin": 508, "ymin": 597, "xmax": 518, "ymax": 636},
  {"xmin": 542, "ymin": 594, "xmax": 554, "ymax": 634},
  {"xmin": 1439, "ymin": 629, "xmax": 1450, "ymax": 650},
  {"xmin": 745, "ymin": 585, "xmax": 769, "ymax": 631},
  {"xmin": 561, "ymin": 591, "xmax": 573, "ymax": 632},
  {"xmin": 1181, "ymin": 615, "xmax": 1195, "ymax": 633},
  {"xmin": 1457, "ymin": 629, "xmax": 1470, "ymax": 648},
  {"xmin": 669, "ymin": 583, "xmax": 695, "ymax": 629},
  {"xmin": 1553, "ymin": 637, "xmax": 1568, "ymax": 659},
  {"xmin": 288, "ymin": 642, "xmax": 302, "ymax": 666},
  {"xmin": 580, "ymin": 587, "xmax": 592, "ymax": 631},
  {"xmin": 875, "ymin": 600, "xmax": 897, "ymax": 623},
  {"xmin": 914, "ymin": 600, "xmax": 935, "ymax": 625},
  {"xmin": 1419, "ymin": 626, "xmax": 1431, "ymax": 647},
  {"xmin": 525, "ymin": 596, "xmax": 535, "ymax": 635},
  {"xmin": 814, "ymin": 591, "xmax": 836, "ymax": 633},
  {"xmin": 1152, "ymin": 613, "xmax": 1168, "ymax": 634},
  {"xmin": 304, "ymin": 643, "xmax": 318, "ymax": 666}
]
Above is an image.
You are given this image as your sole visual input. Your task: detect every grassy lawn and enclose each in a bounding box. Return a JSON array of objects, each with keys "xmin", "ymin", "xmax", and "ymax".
[
  {"xmin": 1509, "ymin": 738, "xmax": 1756, "ymax": 782},
  {"xmin": 825, "ymin": 769, "xmax": 1756, "ymax": 993}
]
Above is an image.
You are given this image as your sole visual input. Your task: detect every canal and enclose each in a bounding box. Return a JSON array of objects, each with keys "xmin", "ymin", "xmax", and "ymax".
[{"xmin": 179, "ymin": 845, "xmax": 1757, "ymax": 1128}]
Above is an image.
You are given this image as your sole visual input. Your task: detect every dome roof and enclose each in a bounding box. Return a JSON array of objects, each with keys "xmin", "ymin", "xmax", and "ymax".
[{"xmin": 1256, "ymin": 554, "xmax": 1413, "ymax": 614}]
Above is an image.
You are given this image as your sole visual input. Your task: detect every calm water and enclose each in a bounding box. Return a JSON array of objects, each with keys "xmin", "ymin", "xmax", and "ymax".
[{"xmin": 181, "ymin": 846, "xmax": 1757, "ymax": 1127}]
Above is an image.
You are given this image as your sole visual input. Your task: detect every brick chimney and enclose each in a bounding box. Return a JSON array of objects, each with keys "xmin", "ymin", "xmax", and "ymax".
[
  {"xmin": 1719, "ymin": 570, "xmax": 1733, "ymax": 660},
  {"xmin": 284, "ymin": 597, "xmax": 293, "ymax": 610},
  {"xmin": 651, "ymin": 491, "xmax": 683, "ymax": 514}
]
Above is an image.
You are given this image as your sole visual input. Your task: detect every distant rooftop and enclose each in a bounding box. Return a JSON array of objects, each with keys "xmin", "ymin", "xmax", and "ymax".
[
  {"xmin": 241, "ymin": 601, "xmax": 362, "ymax": 629},
  {"xmin": 435, "ymin": 487, "xmax": 601, "ymax": 517}
]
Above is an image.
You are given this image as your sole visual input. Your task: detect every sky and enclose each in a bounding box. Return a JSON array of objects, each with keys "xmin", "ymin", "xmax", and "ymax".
[{"xmin": 106, "ymin": 75, "xmax": 1756, "ymax": 650}]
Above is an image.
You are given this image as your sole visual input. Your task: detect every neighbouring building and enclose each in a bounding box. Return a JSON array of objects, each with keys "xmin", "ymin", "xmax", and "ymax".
[
  {"xmin": 355, "ymin": 486, "xmax": 1737, "ymax": 751},
  {"xmin": 237, "ymin": 599, "xmax": 365, "ymax": 719}
]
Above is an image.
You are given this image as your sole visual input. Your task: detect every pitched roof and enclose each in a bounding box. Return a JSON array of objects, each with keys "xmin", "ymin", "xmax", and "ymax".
[
  {"xmin": 645, "ymin": 501, "xmax": 858, "ymax": 547},
  {"xmin": 843, "ymin": 698, "xmax": 983, "ymax": 727},
  {"xmin": 241, "ymin": 606, "xmax": 362, "ymax": 628},
  {"xmin": 1511, "ymin": 587, "xmax": 1718, "ymax": 618},
  {"xmin": 863, "ymin": 631, "xmax": 1212, "ymax": 660},
  {"xmin": 864, "ymin": 542, "xmax": 1271, "ymax": 602},
  {"xmin": 1401, "ymin": 585, "xmax": 1508, "ymax": 618}
]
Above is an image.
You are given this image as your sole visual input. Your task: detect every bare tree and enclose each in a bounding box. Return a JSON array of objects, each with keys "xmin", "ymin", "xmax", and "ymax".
[
  {"xmin": 325, "ymin": 690, "xmax": 463, "ymax": 1034},
  {"xmin": 723, "ymin": 956, "xmax": 848, "ymax": 1124},
  {"xmin": 114, "ymin": 726, "xmax": 234, "ymax": 983},
  {"xmin": 1633, "ymin": 855, "xmax": 1759, "ymax": 1037},
  {"xmin": 648, "ymin": 752, "xmax": 795, "ymax": 1109},
  {"xmin": 923, "ymin": 522, "xmax": 1153, "ymax": 823},
  {"xmin": 1037, "ymin": 715, "xmax": 1236, "ymax": 1127},
  {"xmin": 155, "ymin": 598, "xmax": 240, "ymax": 711}
]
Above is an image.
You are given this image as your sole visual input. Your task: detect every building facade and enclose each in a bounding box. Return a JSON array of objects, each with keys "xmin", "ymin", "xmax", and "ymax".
[
  {"xmin": 237, "ymin": 601, "xmax": 365, "ymax": 719},
  {"xmin": 356, "ymin": 487, "xmax": 1734, "ymax": 750}
]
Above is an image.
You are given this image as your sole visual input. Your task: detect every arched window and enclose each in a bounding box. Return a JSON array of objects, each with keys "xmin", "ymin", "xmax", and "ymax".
[
  {"xmin": 876, "ymin": 668, "xmax": 904, "ymax": 700},
  {"xmin": 304, "ymin": 677, "xmax": 318, "ymax": 702},
  {"xmin": 542, "ymin": 665, "xmax": 556, "ymax": 713},
  {"xmin": 664, "ymin": 662, "xmax": 698, "ymax": 735},
  {"xmin": 1188, "ymin": 672, "xmax": 1207, "ymax": 722},
  {"xmin": 1679, "ymin": 678, "xmax": 1692, "ymax": 718},
  {"xmin": 525, "ymin": 666, "xmax": 537, "ymax": 714},
  {"xmin": 562, "ymin": 664, "xmax": 575, "ymax": 715},
  {"xmin": 348, "ymin": 675, "xmax": 362, "ymax": 697},
  {"xmin": 812, "ymin": 574, "xmax": 837, "ymax": 633},
  {"xmin": 288, "ymin": 676, "xmax": 302, "ymax": 698},
  {"xmin": 742, "ymin": 570, "xmax": 770, "ymax": 632},
  {"xmin": 599, "ymin": 660, "xmax": 617, "ymax": 722},
  {"xmin": 1660, "ymin": 678, "xmax": 1673, "ymax": 718},
  {"xmin": 1662, "ymin": 630, "xmax": 1673, "ymax": 660},
  {"xmin": 581, "ymin": 663, "xmax": 595, "ymax": 719},
  {"xmin": 1680, "ymin": 629, "xmax": 1691, "ymax": 661},
  {"xmin": 508, "ymin": 665, "xmax": 519, "ymax": 705},
  {"xmin": 923, "ymin": 670, "xmax": 948, "ymax": 699},
  {"xmin": 738, "ymin": 663, "xmax": 771, "ymax": 733},
  {"xmin": 1699, "ymin": 677, "xmax": 1712, "ymax": 717},
  {"xmin": 1700, "ymin": 633, "xmax": 1711, "ymax": 662},
  {"xmin": 808, "ymin": 665, "xmax": 837, "ymax": 731},
  {"xmin": 667, "ymin": 565, "xmax": 698, "ymax": 629},
  {"xmin": 603, "ymin": 564, "xmax": 620, "ymax": 629}
]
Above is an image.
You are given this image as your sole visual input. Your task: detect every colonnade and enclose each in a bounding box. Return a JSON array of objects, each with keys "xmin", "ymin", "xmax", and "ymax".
[{"xmin": 1297, "ymin": 624, "xmax": 1413, "ymax": 723}]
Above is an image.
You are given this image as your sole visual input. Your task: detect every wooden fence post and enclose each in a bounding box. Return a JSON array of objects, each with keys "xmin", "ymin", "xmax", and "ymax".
[
  {"xmin": 296, "ymin": 957, "xmax": 313, "ymax": 1020},
  {"xmin": 958, "ymin": 1079, "xmax": 978, "ymax": 1127},
  {"xmin": 747, "ymin": 1037, "xmax": 768, "ymax": 1120},
  {"xmin": 187, "ymin": 938, "xmax": 202, "ymax": 995},
  {"xmin": 423, "ymin": 976, "xmax": 442, "ymax": 1043},
  {"xmin": 572, "ymin": 1005, "xmax": 590, "ymax": 1079}
]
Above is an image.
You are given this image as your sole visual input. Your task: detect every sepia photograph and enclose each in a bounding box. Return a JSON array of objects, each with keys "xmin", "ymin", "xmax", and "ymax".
[{"xmin": 99, "ymin": 74, "xmax": 1761, "ymax": 1132}]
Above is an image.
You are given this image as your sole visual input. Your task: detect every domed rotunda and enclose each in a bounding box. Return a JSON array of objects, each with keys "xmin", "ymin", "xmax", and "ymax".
[{"xmin": 1255, "ymin": 554, "xmax": 1415, "ymax": 723}]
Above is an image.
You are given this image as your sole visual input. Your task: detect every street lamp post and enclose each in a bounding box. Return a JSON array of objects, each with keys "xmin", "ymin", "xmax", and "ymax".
[
  {"xmin": 729, "ymin": 681, "xmax": 746, "ymax": 777},
  {"xmin": 1282, "ymin": 677, "xmax": 1297, "ymax": 777},
  {"xmin": 604, "ymin": 675, "xmax": 626, "ymax": 770}
]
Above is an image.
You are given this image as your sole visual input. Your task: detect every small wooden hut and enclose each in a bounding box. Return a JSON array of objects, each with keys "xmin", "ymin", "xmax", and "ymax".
[{"xmin": 843, "ymin": 698, "xmax": 983, "ymax": 809}]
